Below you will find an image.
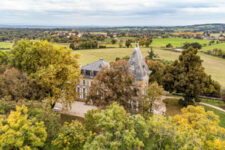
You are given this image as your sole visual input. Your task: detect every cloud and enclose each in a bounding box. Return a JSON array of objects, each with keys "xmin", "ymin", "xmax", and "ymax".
[{"xmin": 0, "ymin": 0, "xmax": 225, "ymax": 25}]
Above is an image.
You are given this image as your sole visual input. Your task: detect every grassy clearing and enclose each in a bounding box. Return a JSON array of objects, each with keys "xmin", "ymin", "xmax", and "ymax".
[
  {"xmin": 0, "ymin": 42, "xmax": 13, "ymax": 49},
  {"xmin": 201, "ymin": 104, "xmax": 225, "ymax": 128},
  {"xmin": 76, "ymin": 48, "xmax": 225, "ymax": 88}
]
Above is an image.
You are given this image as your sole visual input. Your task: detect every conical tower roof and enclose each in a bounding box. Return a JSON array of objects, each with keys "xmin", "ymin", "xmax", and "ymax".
[{"xmin": 129, "ymin": 44, "xmax": 151, "ymax": 80}]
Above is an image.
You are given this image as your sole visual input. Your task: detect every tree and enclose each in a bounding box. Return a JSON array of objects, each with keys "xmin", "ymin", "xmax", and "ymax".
[
  {"xmin": 145, "ymin": 37, "xmax": 152, "ymax": 47},
  {"xmin": 52, "ymin": 120, "xmax": 89, "ymax": 150},
  {"xmin": 0, "ymin": 68, "xmax": 44, "ymax": 101},
  {"xmin": 166, "ymin": 43, "xmax": 173, "ymax": 48},
  {"xmin": 139, "ymin": 82, "xmax": 164, "ymax": 118},
  {"xmin": 147, "ymin": 106, "xmax": 225, "ymax": 150},
  {"xmin": 87, "ymin": 60, "xmax": 138, "ymax": 111},
  {"xmin": 9, "ymin": 40, "xmax": 81, "ymax": 108},
  {"xmin": 0, "ymin": 105, "xmax": 47, "ymax": 149},
  {"xmin": 147, "ymin": 60, "xmax": 165, "ymax": 85},
  {"xmin": 163, "ymin": 48, "xmax": 220, "ymax": 105},
  {"xmin": 29, "ymin": 105, "xmax": 61, "ymax": 144},
  {"xmin": 183, "ymin": 42, "xmax": 202, "ymax": 49},
  {"xmin": 111, "ymin": 38, "xmax": 117, "ymax": 44},
  {"xmin": 147, "ymin": 47, "xmax": 157, "ymax": 60},
  {"xmin": 84, "ymin": 103, "xmax": 149, "ymax": 150},
  {"xmin": 139, "ymin": 39, "xmax": 145, "ymax": 47},
  {"xmin": 125, "ymin": 40, "xmax": 132, "ymax": 48}
]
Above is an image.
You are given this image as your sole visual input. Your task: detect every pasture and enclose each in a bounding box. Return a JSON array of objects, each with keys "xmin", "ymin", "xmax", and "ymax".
[
  {"xmin": 151, "ymin": 37, "xmax": 209, "ymax": 48},
  {"xmin": 75, "ymin": 47, "xmax": 225, "ymax": 89}
]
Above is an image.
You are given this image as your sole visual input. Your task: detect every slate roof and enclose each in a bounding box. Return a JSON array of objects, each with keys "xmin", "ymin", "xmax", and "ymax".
[
  {"xmin": 129, "ymin": 45, "xmax": 151, "ymax": 81},
  {"xmin": 81, "ymin": 59, "xmax": 110, "ymax": 71}
]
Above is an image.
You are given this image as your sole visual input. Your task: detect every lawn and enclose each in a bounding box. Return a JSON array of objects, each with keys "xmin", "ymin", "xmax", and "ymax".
[
  {"xmin": 0, "ymin": 42, "xmax": 13, "ymax": 49},
  {"xmin": 75, "ymin": 47, "xmax": 225, "ymax": 89},
  {"xmin": 201, "ymin": 104, "xmax": 225, "ymax": 128}
]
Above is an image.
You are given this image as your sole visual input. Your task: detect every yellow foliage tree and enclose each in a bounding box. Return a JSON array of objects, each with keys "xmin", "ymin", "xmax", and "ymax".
[{"xmin": 0, "ymin": 105, "xmax": 47, "ymax": 150}]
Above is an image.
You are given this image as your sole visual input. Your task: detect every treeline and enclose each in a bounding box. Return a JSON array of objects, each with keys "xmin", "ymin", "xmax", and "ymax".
[{"xmin": 0, "ymin": 102, "xmax": 225, "ymax": 149}]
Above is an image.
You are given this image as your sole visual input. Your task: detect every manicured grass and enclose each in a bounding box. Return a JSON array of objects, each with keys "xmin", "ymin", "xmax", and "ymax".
[
  {"xmin": 0, "ymin": 42, "xmax": 13, "ymax": 49},
  {"xmin": 76, "ymin": 47, "xmax": 225, "ymax": 88},
  {"xmin": 164, "ymin": 98, "xmax": 183, "ymax": 116},
  {"xmin": 201, "ymin": 104, "xmax": 225, "ymax": 128}
]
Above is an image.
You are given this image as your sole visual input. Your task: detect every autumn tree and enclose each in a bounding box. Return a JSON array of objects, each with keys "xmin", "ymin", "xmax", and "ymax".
[
  {"xmin": 87, "ymin": 60, "xmax": 138, "ymax": 110},
  {"xmin": 84, "ymin": 103, "xmax": 149, "ymax": 150},
  {"xmin": 9, "ymin": 40, "xmax": 81, "ymax": 108},
  {"xmin": 147, "ymin": 106, "xmax": 225, "ymax": 150},
  {"xmin": 0, "ymin": 68, "xmax": 44, "ymax": 101},
  {"xmin": 139, "ymin": 39, "xmax": 145, "ymax": 47},
  {"xmin": 0, "ymin": 105, "xmax": 47, "ymax": 149},
  {"xmin": 52, "ymin": 120, "xmax": 89, "ymax": 150}
]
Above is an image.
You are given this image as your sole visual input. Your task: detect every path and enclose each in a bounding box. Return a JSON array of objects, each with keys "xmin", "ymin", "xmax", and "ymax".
[
  {"xmin": 200, "ymin": 102, "xmax": 225, "ymax": 113},
  {"xmin": 54, "ymin": 101, "xmax": 98, "ymax": 118}
]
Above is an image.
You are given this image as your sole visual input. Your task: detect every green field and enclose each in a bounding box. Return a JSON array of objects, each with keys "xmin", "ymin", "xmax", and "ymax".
[
  {"xmin": 201, "ymin": 42, "xmax": 225, "ymax": 52},
  {"xmin": 151, "ymin": 37, "xmax": 209, "ymax": 48},
  {"xmin": 76, "ymin": 47, "xmax": 225, "ymax": 89},
  {"xmin": 0, "ymin": 42, "xmax": 13, "ymax": 49}
]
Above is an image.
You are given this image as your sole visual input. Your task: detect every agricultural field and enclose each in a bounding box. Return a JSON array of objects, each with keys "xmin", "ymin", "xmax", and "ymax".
[
  {"xmin": 0, "ymin": 42, "xmax": 13, "ymax": 49},
  {"xmin": 75, "ymin": 47, "xmax": 225, "ymax": 89},
  {"xmin": 201, "ymin": 42, "xmax": 225, "ymax": 52},
  {"xmin": 151, "ymin": 37, "xmax": 209, "ymax": 48}
]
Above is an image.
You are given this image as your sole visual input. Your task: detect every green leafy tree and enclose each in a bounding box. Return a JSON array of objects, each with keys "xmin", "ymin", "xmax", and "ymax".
[
  {"xmin": 111, "ymin": 38, "xmax": 117, "ymax": 44},
  {"xmin": 9, "ymin": 40, "xmax": 81, "ymax": 108},
  {"xmin": 139, "ymin": 82, "xmax": 164, "ymax": 118},
  {"xmin": 125, "ymin": 40, "xmax": 132, "ymax": 48},
  {"xmin": 166, "ymin": 43, "xmax": 173, "ymax": 48},
  {"xmin": 84, "ymin": 103, "xmax": 149, "ymax": 150},
  {"xmin": 147, "ymin": 60, "xmax": 165, "ymax": 85},
  {"xmin": 52, "ymin": 120, "xmax": 89, "ymax": 150},
  {"xmin": 147, "ymin": 47, "xmax": 157, "ymax": 60},
  {"xmin": 0, "ymin": 105, "xmax": 47, "ymax": 149},
  {"xmin": 163, "ymin": 48, "xmax": 220, "ymax": 105}
]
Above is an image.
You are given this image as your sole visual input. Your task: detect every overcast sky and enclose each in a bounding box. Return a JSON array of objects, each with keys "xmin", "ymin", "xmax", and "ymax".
[{"xmin": 1, "ymin": 0, "xmax": 225, "ymax": 26}]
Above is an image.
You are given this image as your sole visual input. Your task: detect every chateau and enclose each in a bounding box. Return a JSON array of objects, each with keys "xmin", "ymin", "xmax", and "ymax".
[{"xmin": 76, "ymin": 44, "xmax": 151, "ymax": 100}]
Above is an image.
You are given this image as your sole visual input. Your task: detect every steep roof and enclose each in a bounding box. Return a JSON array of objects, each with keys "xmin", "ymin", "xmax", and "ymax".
[
  {"xmin": 81, "ymin": 59, "xmax": 110, "ymax": 71},
  {"xmin": 129, "ymin": 44, "xmax": 151, "ymax": 81}
]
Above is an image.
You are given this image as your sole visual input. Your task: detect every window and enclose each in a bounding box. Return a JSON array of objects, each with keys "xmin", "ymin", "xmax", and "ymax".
[
  {"xmin": 77, "ymin": 87, "xmax": 80, "ymax": 92},
  {"xmin": 83, "ymin": 80, "xmax": 85, "ymax": 85},
  {"xmin": 83, "ymin": 88, "xmax": 86, "ymax": 99}
]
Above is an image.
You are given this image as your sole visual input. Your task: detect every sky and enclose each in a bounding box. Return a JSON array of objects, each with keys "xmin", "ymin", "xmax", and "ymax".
[{"xmin": 0, "ymin": 0, "xmax": 225, "ymax": 26}]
